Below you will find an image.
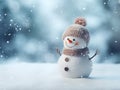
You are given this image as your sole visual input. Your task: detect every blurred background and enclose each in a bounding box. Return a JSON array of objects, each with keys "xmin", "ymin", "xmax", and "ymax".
[{"xmin": 0, "ymin": 0, "xmax": 120, "ymax": 63}]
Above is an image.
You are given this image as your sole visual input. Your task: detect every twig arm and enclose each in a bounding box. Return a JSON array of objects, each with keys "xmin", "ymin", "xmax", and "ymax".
[
  {"xmin": 89, "ymin": 49, "xmax": 98, "ymax": 60},
  {"xmin": 56, "ymin": 48, "xmax": 61, "ymax": 56}
]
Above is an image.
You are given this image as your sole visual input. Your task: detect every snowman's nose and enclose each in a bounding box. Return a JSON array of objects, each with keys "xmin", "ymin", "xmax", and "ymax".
[{"xmin": 67, "ymin": 39, "xmax": 72, "ymax": 43}]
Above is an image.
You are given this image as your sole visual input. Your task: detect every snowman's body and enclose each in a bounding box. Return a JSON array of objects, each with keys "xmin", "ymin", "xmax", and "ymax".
[
  {"xmin": 58, "ymin": 36, "xmax": 92, "ymax": 78},
  {"xmin": 58, "ymin": 53, "xmax": 92, "ymax": 78},
  {"xmin": 58, "ymin": 17, "xmax": 94, "ymax": 78}
]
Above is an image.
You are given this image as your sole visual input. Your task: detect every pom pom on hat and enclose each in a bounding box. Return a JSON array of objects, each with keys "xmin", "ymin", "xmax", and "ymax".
[{"xmin": 74, "ymin": 17, "xmax": 86, "ymax": 26}]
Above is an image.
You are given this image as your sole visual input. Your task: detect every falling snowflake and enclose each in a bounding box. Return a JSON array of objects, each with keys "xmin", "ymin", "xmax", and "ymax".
[
  {"xmin": 4, "ymin": 13, "xmax": 7, "ymax": 16},
  {"xmin": 82, "ymin": 8, "xmax": 86, "ymax": 11},
  {"xmin": 0, "ymin": 19, "xmax": 2, "ymax": 21},
  {"xmin": 30, "ymin": 10, "xmax": 33, "ymax": 12},
  {"xmin": 114, "ymin": 40, "xmax": 118, "ymax": 43},
  {"xmin": 9, "ymin": 24, "xmax": 12, "ymax": 26},
  {"xmin": 10, "ymin": 19, "xmax": 13, "ymax": 22},
  {"xmin": 103, "ymin": 2, "xmax": 107, "ymax": 5},
  {"xmin": 6, "ymin": 41, "xmax": 10, "ymax": 44},
  {"xmin": 56, "ymin": 37, "xmax": 59, "ymax": 40},
  {"xmin": 17, "ymin": 25, "xmax": 19, "ymax": 27},
  {"xmin": 111, "ymin": 27, "xmax": 114, "ymax": 30},
  {"xmin": 8, "ymin": 33, "xmax": 11, "ymax": 36},
  {"xmin": 0, "ymin": 55, "xmax": 3, "ymax": 58},
  {"xmin": 15, "ymin": 28, "xmax": 19, "ymax": 31},
  {"xmin": 28, "ymin": 29, "xmax": 31, "ymax": 32},
  {"xmin": 32, "ymin": 4, "xmax": 35, "ymax": 8},
  {"xmin": 19, "ymin": 28, "xmax": 22, "ymax": 31}
]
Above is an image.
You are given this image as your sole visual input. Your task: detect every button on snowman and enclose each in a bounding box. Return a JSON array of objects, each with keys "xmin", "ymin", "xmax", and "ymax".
[{"xmin": 57, "ymin": 17, "xmax": 97, "ymax": 78}]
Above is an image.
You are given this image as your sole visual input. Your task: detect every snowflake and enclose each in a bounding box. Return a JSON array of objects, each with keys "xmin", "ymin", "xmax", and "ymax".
[
  {"xmin": 6, "ymin": 41, "xmax": 10, "ymax": 44},
  {"xmin": 56, "ymin": 37, "xmax": 59, "ymax": 40},
  {"xmin": 32, "ymin": 4, "xmax": 36, "ymax": 8},
  {"xmin": 19, "ymin": 28, "xmax": 22, "ymax": 31},
  {"xmin": 82, "ymin": 8, "xmax": 86, "ymax": 11},
  {"xmin": 9, "ymin": 24, "xmax": 12, "ymax": 26},
  {"xmin": 103, "ymin": 2, "xmax": 107, "ymax": 5},
  {"xmin": 8, "ymin": 33, "xmax": 11, "ymax": 36},
  {"xmin": 0, "ymin": 55, "xmax": 3, "ymax": 58},
  {"xmin": 4, "ymin": 13, "xmax": 7, "ymax": 16},
  {"xmin": 111, "ymin": 27, "xmax": 114, "ymax": 30},
  {"xmin": 10, "ymin": 19, "xmax": 13, "ymax": 22},
  {"xmin": 30, "ymin": 10, "xmax": 33, "ymax": 12},
  {"xmin": 114, "ymin": 40, "xmax": 118, "ymax": 43},
  {"xmin": 28, "ymin": 29, "xmax": 31, "ymax": 32},
  {"xmin": 15, "ymin": 28, "xmax": 19, "ymax": 31}
]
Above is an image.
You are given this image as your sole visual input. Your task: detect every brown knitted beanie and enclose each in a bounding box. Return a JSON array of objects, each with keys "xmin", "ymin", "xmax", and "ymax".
[{"xmin": 62, "ymin": 17, "xmax": 90, "ymax": 45}]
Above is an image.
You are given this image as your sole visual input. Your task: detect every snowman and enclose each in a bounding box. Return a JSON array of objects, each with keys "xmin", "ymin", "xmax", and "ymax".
[{"xmin": 57, "ymin": 17, "xmax": 97, "ymax": 78}]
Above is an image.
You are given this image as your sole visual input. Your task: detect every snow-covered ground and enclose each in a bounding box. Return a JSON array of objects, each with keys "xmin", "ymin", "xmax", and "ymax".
[{"xmin": 0, "ymin": 63, "xmax": 120, "ymax": 90}]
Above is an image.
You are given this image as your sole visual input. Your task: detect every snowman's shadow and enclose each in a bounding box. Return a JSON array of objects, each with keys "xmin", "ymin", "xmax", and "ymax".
[
  {"xmin": 86, "ymin": 77, "xmax": 97, "ymax": 79},
  {"xmin": 86, "ymin": 76, "xmax": 120, "ymax": 80},
  {"xmin": 64, "ymin": 76, "xmax": 119, "ymax": 80},
  {"xmin": 67, "ymin": 76, "xmax": 97, "ymax": 79},
  {"xmin": 85, "ymin": 76, "xmax": 107, "ymax": 79},
  {"xmin": 74, "ymin": 76, "xmax": 103, "ymax": 79}
]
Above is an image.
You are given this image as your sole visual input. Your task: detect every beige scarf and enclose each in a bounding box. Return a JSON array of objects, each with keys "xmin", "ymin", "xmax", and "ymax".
[{"xmin": 63, "ymin": 47, "xmax": 89, "ymax": 56}]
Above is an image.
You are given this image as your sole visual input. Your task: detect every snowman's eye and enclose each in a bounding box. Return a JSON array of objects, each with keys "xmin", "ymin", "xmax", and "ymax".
[
  {"xmin": 73, "ymin": 39, "xmax": 75, "ymax": 41},
  {"xmin": 67, "ymin": 38, "xmax": 69, "ymax": 40}
]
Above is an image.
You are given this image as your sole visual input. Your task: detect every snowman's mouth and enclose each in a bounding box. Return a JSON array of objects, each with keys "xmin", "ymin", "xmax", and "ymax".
[{"xmin": 65, "ymin": 41, "xmax": 76, "ymax": 48}]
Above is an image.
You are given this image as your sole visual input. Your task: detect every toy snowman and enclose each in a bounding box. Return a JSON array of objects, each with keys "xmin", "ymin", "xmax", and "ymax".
[{"xmin": 57, "ymin": 17, "xmax": 97, "ymax": 78}]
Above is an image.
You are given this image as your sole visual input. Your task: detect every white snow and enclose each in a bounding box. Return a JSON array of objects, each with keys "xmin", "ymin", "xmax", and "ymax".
[{"xmin": 0, "ymin": 63, "xmax": 120, "ymax": 90}]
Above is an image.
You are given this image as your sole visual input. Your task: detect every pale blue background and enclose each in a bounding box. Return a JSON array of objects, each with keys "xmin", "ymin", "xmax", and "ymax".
[{"xmin": 0, "ymin": 0, "xmax": 120, "ymax": 63}]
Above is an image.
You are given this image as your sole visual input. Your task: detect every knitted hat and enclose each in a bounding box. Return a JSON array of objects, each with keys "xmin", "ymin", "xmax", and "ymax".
[{"xmin": 62, "ymin": 17, "xmax": 90, "ymax": 45}]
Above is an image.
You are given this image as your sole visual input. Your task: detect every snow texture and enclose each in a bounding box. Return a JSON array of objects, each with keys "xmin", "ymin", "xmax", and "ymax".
[{"xmin": 0, "ymin": 63, "xmax": 120, "ymax": 90}]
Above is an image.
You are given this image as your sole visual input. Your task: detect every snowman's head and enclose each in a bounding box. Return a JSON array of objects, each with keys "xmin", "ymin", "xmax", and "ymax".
[
  {"xmin": 64, "ymin": 36, "xmax": 87, "ymax": 49},
  {"xmin": 62, "ymin": 17, "xmax": 90, "ymax": 49}
]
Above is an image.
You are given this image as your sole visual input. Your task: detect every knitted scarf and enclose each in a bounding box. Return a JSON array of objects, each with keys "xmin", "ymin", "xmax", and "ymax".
[{"xmin": 63, "ymin": 47, "xmax": 89, "ymax": 56}]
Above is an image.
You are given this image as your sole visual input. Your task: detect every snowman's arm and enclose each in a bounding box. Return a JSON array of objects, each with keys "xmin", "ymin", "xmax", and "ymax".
[
  {"xmin": 89, "ymin": 49, "xmax": 98, "ymax": 60},
  {"xmin": 56, "ymin": 48, "xmax": 61, "ymax": 56}
]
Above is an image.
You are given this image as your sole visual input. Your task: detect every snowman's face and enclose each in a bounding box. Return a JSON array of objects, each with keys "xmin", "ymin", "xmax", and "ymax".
[{"xmin": 64, "ymin": 36, "xmax": 87, "ymax": 49}]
